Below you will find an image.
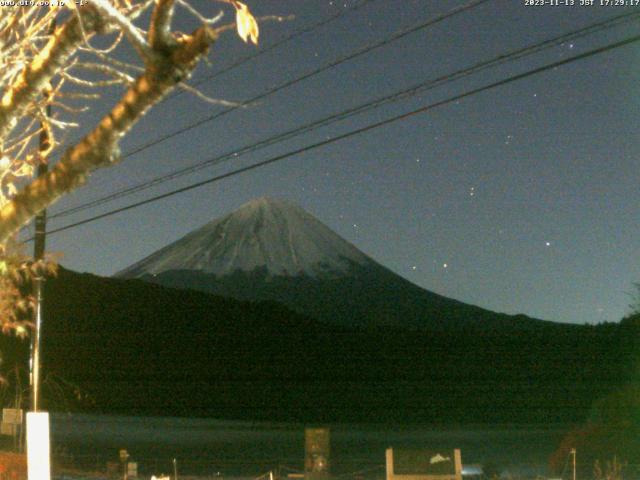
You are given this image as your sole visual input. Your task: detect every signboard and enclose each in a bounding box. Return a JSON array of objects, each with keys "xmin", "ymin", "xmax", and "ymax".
[
  {"xmin": 386, "ymin": 449, "xmax": 462, "ymax": 480},
  {"xmin": 127, "ymin": 462, "xmax": 138, "ymax": 478},
  {"xmin": 305, "ymin": 428, "xmax": 330, "ymax": 480},
  {"xmin": 3, "ymin": 408, "xmax": 23, "ymax": 425}
]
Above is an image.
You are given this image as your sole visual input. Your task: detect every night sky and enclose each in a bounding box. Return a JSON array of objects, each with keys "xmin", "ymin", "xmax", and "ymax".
[{"xmin": 28, "ymin": 0, "xmax": 640, "ymax": 325}]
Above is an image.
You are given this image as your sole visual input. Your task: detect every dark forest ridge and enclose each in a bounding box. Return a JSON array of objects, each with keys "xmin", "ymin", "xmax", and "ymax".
[{"xmin": 26, "ymin": 266, "xmax": 635, "ymax": 425}]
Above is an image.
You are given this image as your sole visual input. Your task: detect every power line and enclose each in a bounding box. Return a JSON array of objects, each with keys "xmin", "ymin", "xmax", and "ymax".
[
  {"xmin": 49, "ymin": 10, "xmax": 640, "ymax": 220},
  {"xmin": 55, "ymin": 0, "xmax": 378, "ymax": 152},
  {"xmin": 32, "ymin": 33, "xmax": 640, "ymax": 240},
  {"xmin": 119, "ymin": 0, "xmax": 493, "ymax": 159},
  {"xmin": 178, "ymin": 0, "xmax": 377, "ymax": 93}
]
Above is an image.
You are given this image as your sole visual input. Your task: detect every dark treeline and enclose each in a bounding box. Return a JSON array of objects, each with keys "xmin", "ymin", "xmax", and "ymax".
[{"xmin": 1, "ymin": 268, "xmax": 636, "ymax": 426}]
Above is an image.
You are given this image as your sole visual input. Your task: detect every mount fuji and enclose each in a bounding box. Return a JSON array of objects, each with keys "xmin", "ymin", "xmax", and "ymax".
[
  {"xmin": 117, "ymin": 197, "xmax": 545, "ymax": 330},
  {"xmin": 35, "ymin": 197, "xmax": 624, "ymax": 422},
  {"xmin": 118, "ymin": 197, "xmax": 371, "ymax": 278}
]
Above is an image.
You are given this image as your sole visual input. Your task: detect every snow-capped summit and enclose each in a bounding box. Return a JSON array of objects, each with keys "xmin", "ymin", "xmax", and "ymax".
[
  {"xmin": 117, "ymin": 197, "xmax": 373, "ymax": 278},
  {"xmin": 117, "ymin": 197, "xmax": 547, "ymax": 330}
]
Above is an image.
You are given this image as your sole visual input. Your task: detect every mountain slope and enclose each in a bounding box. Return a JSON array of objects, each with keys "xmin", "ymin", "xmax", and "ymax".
[
  {"xmin": 118, "ymin": 197, "xmax": 553, "ymax": 330},
  {"xmin": 34, "ymin": 268, "xmax": 633, "ymax": 424},
  {"xmin": 118, "ymin": 197, "xmax": 371, "ymax": 278}
]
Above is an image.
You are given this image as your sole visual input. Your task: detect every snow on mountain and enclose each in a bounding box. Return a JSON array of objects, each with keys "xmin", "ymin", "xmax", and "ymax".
[
  {"xmin": 117, "ymin": 197, "xmax": 373, "ymax": 278},
  {"xmin": 115, "ymin": 197, "xmax": 553, "ymax": 331}
]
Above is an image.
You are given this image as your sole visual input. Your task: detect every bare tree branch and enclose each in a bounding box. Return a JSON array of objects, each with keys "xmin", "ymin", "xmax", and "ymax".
[
  {"xmin": 149, "ymin": 0, "xmax": 177, "ymax": 50},
  {"xmin": 0, "ymin": 13, "xmax": 103, "ymax": 143},
  {"xmin": 0, "ymin": 22, "xmax": 217, "ymax": 244},
  {"xmin": 91, "ymin": 0, "xmax": 153, "ymax": 59}
]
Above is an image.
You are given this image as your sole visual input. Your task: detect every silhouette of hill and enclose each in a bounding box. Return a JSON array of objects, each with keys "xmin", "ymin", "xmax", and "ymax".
[{"xmin": 25, "ymin": 267, "xmax": 634, "ymax": 425}]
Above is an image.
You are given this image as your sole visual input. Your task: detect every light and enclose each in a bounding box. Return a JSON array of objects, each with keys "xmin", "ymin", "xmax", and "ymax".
[{"xmin": 26, "ymin": 412, "xmax": 50, "ymax": 480}]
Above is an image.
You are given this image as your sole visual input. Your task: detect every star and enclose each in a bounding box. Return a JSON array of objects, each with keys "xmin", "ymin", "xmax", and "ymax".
[{"xmin": 545, "ymin": 241, "xmax": 551, "ymax": 247}]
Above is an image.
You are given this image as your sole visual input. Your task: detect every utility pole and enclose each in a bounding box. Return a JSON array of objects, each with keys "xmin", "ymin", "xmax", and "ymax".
[
  {"xmin": 30, "ymin": 90, "xmax": 51, "ymax": 413},
  {"xmin": 26, "ymin": 18, "xmax": 55, "ymax": 480},
  {"xmin": 571, "ymin": 448, "xmax": 576, "ymax": 480},
  {"xmin": 29, "ymin": 16, "xmax": 56, "ymax": 414}
]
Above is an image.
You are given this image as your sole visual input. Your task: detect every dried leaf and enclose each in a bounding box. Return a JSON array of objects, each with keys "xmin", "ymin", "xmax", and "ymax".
[{"xmin": 234, "ymin": 1, "xmax": 259, "ymax": 45}]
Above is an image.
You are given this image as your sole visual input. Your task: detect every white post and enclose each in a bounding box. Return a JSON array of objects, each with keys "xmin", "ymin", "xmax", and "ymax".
[{"xmin": 26, "ymin": 412, "xmax": 51, "ymax": 480}]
